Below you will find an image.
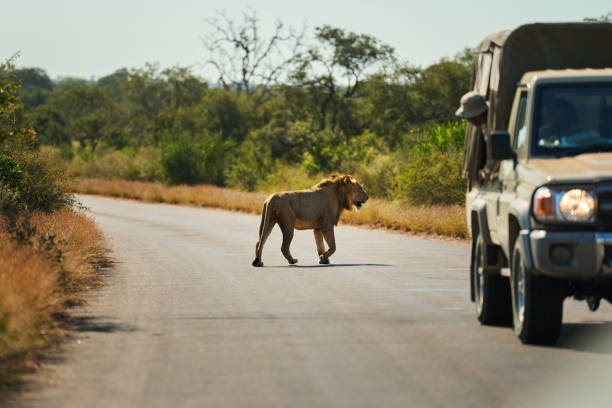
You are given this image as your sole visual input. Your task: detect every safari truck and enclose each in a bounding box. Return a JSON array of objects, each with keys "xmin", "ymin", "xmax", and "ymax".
[{"xmin": 464, "ymin": 22, "xmax": 612, "ymax": 344}]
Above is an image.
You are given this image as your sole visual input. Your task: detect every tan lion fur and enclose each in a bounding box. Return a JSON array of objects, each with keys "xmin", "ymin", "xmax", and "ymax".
[{"xmin": 252, "ymin": 174, "xmax": 369, "ymax": 267}]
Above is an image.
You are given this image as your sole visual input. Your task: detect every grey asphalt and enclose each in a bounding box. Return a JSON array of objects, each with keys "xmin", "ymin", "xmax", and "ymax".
[{"xmin": 16, "ymin": 195, "xmax": 612, "ymax": 407}]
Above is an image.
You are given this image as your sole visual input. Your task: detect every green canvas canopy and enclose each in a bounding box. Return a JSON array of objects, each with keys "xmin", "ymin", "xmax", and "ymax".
[{"xmin": 463, "ymin": 22, "xmax": 612, "ymax": 183}]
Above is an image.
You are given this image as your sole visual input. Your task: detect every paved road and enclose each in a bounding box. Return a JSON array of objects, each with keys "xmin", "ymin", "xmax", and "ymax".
[{"xmin": 16, "ymin": 195, "xmax": 612, "ymax": 407}]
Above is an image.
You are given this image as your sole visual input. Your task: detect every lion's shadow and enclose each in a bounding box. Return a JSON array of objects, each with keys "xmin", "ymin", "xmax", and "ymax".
[{"xmin": 265, "ymin": 263, "xmax": 391, "ymax": 268}]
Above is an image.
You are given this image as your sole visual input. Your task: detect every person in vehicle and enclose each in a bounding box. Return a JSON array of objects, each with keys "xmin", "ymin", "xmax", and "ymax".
[
  {"xmin": 456, "ymin": 91, "xmax": 488, "ymax": 128},
  {"xmin": 456, "ymin": 91, "xmax": 489, "ymax": 178},
  {"xmin": 538, "ymin": 97, "xmax": 578, "ymax": 147}
]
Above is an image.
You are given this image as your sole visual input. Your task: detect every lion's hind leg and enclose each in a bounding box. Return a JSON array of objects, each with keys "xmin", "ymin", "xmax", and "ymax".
[{"xmin": 278, "ymin": 215, "xmax": 298, "ymax": 265}]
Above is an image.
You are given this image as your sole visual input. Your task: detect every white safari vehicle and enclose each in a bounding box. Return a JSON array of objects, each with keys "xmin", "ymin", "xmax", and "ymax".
[{"xmin": 464, "ymin": 23, "xmax": 612, "ymax": 344}]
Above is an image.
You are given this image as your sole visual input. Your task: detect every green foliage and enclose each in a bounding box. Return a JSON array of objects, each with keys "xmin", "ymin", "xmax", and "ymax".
[
  {"xmin": 198, "ymin": 89, "xmax": 251, "ymax": 142},
  {"xmin": 301, "ymin": 129, "xmax": 348, "ymax": 174},
  {"xmin": 0, "ymin": 58, "xmax": 72, "ymax": 237},
  {"xmin": 411, "ymin": 59, "xmax": 472, "ymax": 124},
  {"xmin": 0, "ymin": 151, "xmax": 22, "ymax": 190},
  {"xmin": 161, "ymin": 131, "xmax": 230, "ymax": 185},
  {"xmin": 10, "ymin": 23, "xmax": 476, "ymax": 208},
  {"xmin": 11, "ymin": 148, "xmax": 70, "ymax": 212},
  {"xmin": 413, "ymin": 120, "xmax": 466, "ymax": 154},
  {"xmin": 395, "ymin": 149, "xmax": 466, "ymax": 206},
  {"xmin": 292, "ymin": 25, "xmax": 395, "ymax": 134},
  {"xmin": 62, "ymin": 146, "xmax": 163, "ymax": 181},
  {"xmin": 395, "ymin": 121, "xmax": 467, "ymax": 206},
  {"xmin": 257, "ymin": 165, "xmax": 322, "ymax": 193},
  {"xmin": 226, "ymin": 137, "xmax": 273, "ymax": 191},
  {"xmin": 341, "ymin": 153, "xmax": 398, "ymax": 200},
  {"xmin": 14, "ymin": 67, "xmax": 53, "ymax": 108}
]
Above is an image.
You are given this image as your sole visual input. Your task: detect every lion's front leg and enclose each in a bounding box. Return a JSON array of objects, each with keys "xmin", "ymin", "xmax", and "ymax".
[
  {"xmin": 314, "ymin": 229, "xmax": 326, "ymax": 258},
  {"xmin": 319, "ymin": 227, "xmax": 336, "ymax": 264}
]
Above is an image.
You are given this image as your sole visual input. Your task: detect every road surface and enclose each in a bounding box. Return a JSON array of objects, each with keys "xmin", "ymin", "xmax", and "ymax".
[{"xmin": 16, "ymin": 195, "xmax": 612, "ymax": 407}]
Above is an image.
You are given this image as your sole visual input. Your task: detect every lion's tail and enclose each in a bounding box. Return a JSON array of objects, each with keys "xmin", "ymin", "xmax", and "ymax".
[
  {"xmin": 254, "ymin": 197, "xmax": 275, "ymax": 262},
  {"xmin": 259, "ymin": 196, "xmax": 276, "ymax": 237},
  {"xmin": 258, "ymin": 201, "xmax": 269, "ymax": 237}
]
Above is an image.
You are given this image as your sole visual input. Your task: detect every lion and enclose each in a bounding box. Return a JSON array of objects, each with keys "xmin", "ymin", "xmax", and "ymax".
[{"xmin": 252, "ymin": 174, "xmax": 369, "ymax": 267}]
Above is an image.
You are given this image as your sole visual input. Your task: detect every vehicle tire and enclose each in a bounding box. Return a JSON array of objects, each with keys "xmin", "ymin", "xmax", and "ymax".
[
  {"xmin": 471, "ymin": 234, "xmax": 512, "ymax": 325},
  {"xmin": 510, "ymin": 236, "xmax": 564, "ymax": 345}
]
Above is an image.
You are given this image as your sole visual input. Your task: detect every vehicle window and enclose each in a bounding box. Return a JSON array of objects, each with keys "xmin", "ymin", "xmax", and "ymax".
[
  {"xmin": 513, "ymin": 90, "xmax": 528, "ymax": 154},
  {"xmin": 532, "ymin": 83, "xmax": 612, "ymax": 157}
]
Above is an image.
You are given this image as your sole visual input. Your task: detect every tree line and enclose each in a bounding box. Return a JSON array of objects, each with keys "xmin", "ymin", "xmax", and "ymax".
[{"xmin": 9, "ymin": 15, "xmax": 472, "ymax": 205}]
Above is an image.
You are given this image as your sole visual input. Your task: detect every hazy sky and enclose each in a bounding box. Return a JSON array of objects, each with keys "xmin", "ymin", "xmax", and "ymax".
[{"xmin": 2, "ymin": 0, "xmax": 610, "ymax": 80}]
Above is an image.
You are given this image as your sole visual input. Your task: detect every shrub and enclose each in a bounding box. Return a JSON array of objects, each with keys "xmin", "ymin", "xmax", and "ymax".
[
  {"xmin": 226, "ymin": 137, "xmax": 273, "ymax": 191},
  {"xmin": 161, "ymin": 131, "xmax": 229, "ymax": 185},
  {"xmin": 342, "ymin": 154, "xmax": 399, "ymax": 200},
  {"xmin": 1, "ymin": 60, "xmax": 72, "ymax": 215},
  {"xmin": 395, "ymin": 148, "xmax": 466, "ymax": 206},
  {"xmin": 60, "ymin": 146, "xmax": 163, "ymax": 182},
  {"xmin": 257, "ymin": 164, "xmax": 322, "ymax": 193},
  {"xmin": 395, "ymin": 121, "xmax": 466, "ymax": 206}
]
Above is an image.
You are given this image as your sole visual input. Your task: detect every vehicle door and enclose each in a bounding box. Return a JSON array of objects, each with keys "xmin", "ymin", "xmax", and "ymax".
[{"xmin": 497, "ymin": 87, "xmax": 528, "ymax": 255}]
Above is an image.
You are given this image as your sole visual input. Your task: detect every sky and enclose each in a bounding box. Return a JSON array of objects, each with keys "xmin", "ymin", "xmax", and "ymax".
[{"xmin": 2, "ymin": 0, "xmax": 611, "ymax": 80}]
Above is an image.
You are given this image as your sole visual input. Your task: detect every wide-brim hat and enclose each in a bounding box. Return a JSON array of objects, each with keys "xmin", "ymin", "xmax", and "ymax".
[{"xmin": 455, "ymin": 91, "xmax": 488, "ymax": 118}]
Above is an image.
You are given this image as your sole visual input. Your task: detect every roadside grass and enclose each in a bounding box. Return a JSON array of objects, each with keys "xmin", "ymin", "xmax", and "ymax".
[
  {"xmin": 70, "ymin": 178, "xmax": 468, "ymax": 239},
  {"xmin": 0, "ymin": 209, "xmax": 109, "ymax": 391}
]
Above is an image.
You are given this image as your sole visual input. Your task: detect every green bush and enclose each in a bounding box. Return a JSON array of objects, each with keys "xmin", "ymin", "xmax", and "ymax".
[
  {"xmin": 342, "ymin": 154, "xmax": 399, "ymax": 199},
  {"xmin": 132, "ymin": 146, "xmax": 163, "ymax": 181},
  {"xmin": 64, "ymin": 146, "xmax": 163, "ymax": 182},
  {"xmin": 226, "ymin": 137, "xmax": 273, "ymax": 191},
  {"xmin": 161, "ymin": 131, "xmax": 229, "ymax": 185},
  {"xmin": 14, "ymin": 148, "xmax": 71, "ymax": 212},
  {"xmin": 394, "ymin": 121, "xmax": 466, "ymax": 206},
  {"xmin": 1, "ymin": 61, "xmax": 72, "ymax": 215},
  {"xmin": 395, "ymin": 148, "xmax": 466, "ymax": 206},
  {"xmin": 412, "ymin": 120, "xmax": 465, "ymax": 154},
  {"xmin": 257, "ymin": 164, "xmax": 322, "ymax": 193}
]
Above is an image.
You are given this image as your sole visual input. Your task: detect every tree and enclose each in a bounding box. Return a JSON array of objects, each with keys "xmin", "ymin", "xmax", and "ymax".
[
  {"xmin": 14, "ymin": 67, "xmax": 53, "ymax": 108},
  {"xmin": 292, "ymin": 25, "xmax": 395, "ymax": 133},
  {"xmin": 410, "ymin": 58, "xmax": 472, "ymax": 124},
  {"xmin": 201, "ymin": 9, "xmax": 306, "ymax": 97},
  {"xmin": 584, "ymin": 12, "xmax": 611, "ymax": 22},
  {"xmin": 49, "ymin": 86, "xmax": 109, "ymax": 151},
  {"xmin": 30, "ymin": 104, "xmax": 69, "ymax": 146},
  {"xmin": 360, "ymin": 64, "xmax": 421, "ymax": 146},
  {"xmin": 360, "ymin": 51, "xmax": 471, "ymax": 145}
]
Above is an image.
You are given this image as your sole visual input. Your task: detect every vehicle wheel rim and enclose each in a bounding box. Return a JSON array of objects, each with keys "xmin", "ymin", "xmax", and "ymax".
[
  {"xmin": 513, "ymin": 251, "xmax": 525, "ymax": 325},
  {"xmin": 475, "ymin": 240, "xmax": 484, "ymax": 314}
]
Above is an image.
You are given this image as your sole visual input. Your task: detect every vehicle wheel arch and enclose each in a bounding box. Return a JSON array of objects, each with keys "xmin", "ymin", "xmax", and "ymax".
[
  {"xmin": 470, "ymin": 198, "xmax": 493, "ymax": 246},
  {"xmin": 508, "ymin": 198, "xmax": 534, "ymax": 271}
]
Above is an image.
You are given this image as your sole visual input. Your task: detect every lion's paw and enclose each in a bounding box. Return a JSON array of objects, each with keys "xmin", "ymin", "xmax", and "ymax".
[
  {"xmin": 319, "ymin": 255, "xmax": 330, "ymax": 264},
  {"xmin": 252, "ymin": 258, "xmax": 264, "ymax": 267}
]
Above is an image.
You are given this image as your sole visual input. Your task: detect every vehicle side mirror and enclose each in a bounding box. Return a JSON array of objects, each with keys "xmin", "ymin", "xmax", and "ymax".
[{"xmin": 490, "ymin": 131, "xmax": 516, "ymax": 161}]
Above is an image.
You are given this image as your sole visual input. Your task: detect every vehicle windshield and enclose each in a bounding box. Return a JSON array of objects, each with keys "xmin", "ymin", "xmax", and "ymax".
[{"xmin": 533, "ymin": 83, "xmax": 612, "ymax": 157}]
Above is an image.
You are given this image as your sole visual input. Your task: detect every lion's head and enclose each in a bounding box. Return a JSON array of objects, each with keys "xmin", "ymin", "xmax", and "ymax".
[{"xmin": 316, "ymin": 174, "xmax": 369, "ymax": 211}]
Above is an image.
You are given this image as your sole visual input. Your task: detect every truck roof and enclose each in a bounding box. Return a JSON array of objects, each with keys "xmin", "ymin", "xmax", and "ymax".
[{"xmin": 519, "ymin": 68, "xmax": 612, "ymax": 85}]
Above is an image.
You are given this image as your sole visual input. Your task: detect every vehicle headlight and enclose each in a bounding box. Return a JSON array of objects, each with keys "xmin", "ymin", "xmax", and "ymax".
[
  {"xmin": 559, "ymin": 189, "xmax": 595, "ymax": 222},
  {"xmin": 533, "ymin": 187, "xmax": 595, "ymax": 223}
]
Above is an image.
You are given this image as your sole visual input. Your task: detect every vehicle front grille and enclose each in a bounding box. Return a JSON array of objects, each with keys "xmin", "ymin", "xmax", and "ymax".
[{"xmin": 598, "ymin": 191, "xmax": 612, "ymax": 226}]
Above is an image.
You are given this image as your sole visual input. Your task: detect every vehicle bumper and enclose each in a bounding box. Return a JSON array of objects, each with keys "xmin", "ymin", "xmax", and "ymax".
[{"xmin": 529, "ymin": 230, "xmax": 612, "ymax": 281}]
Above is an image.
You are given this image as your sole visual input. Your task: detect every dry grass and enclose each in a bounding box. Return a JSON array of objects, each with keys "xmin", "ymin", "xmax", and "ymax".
[
  {"xmin": 0, "ymin": 209, "xmax": 108, "ymax": 389},
  {"xmin": 71, "ymin": 178, "xmax": 468, "ymax": 239},
  {"xmin": 341, "ymin": 198, "xmax": 467, "ymax": 238}
]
